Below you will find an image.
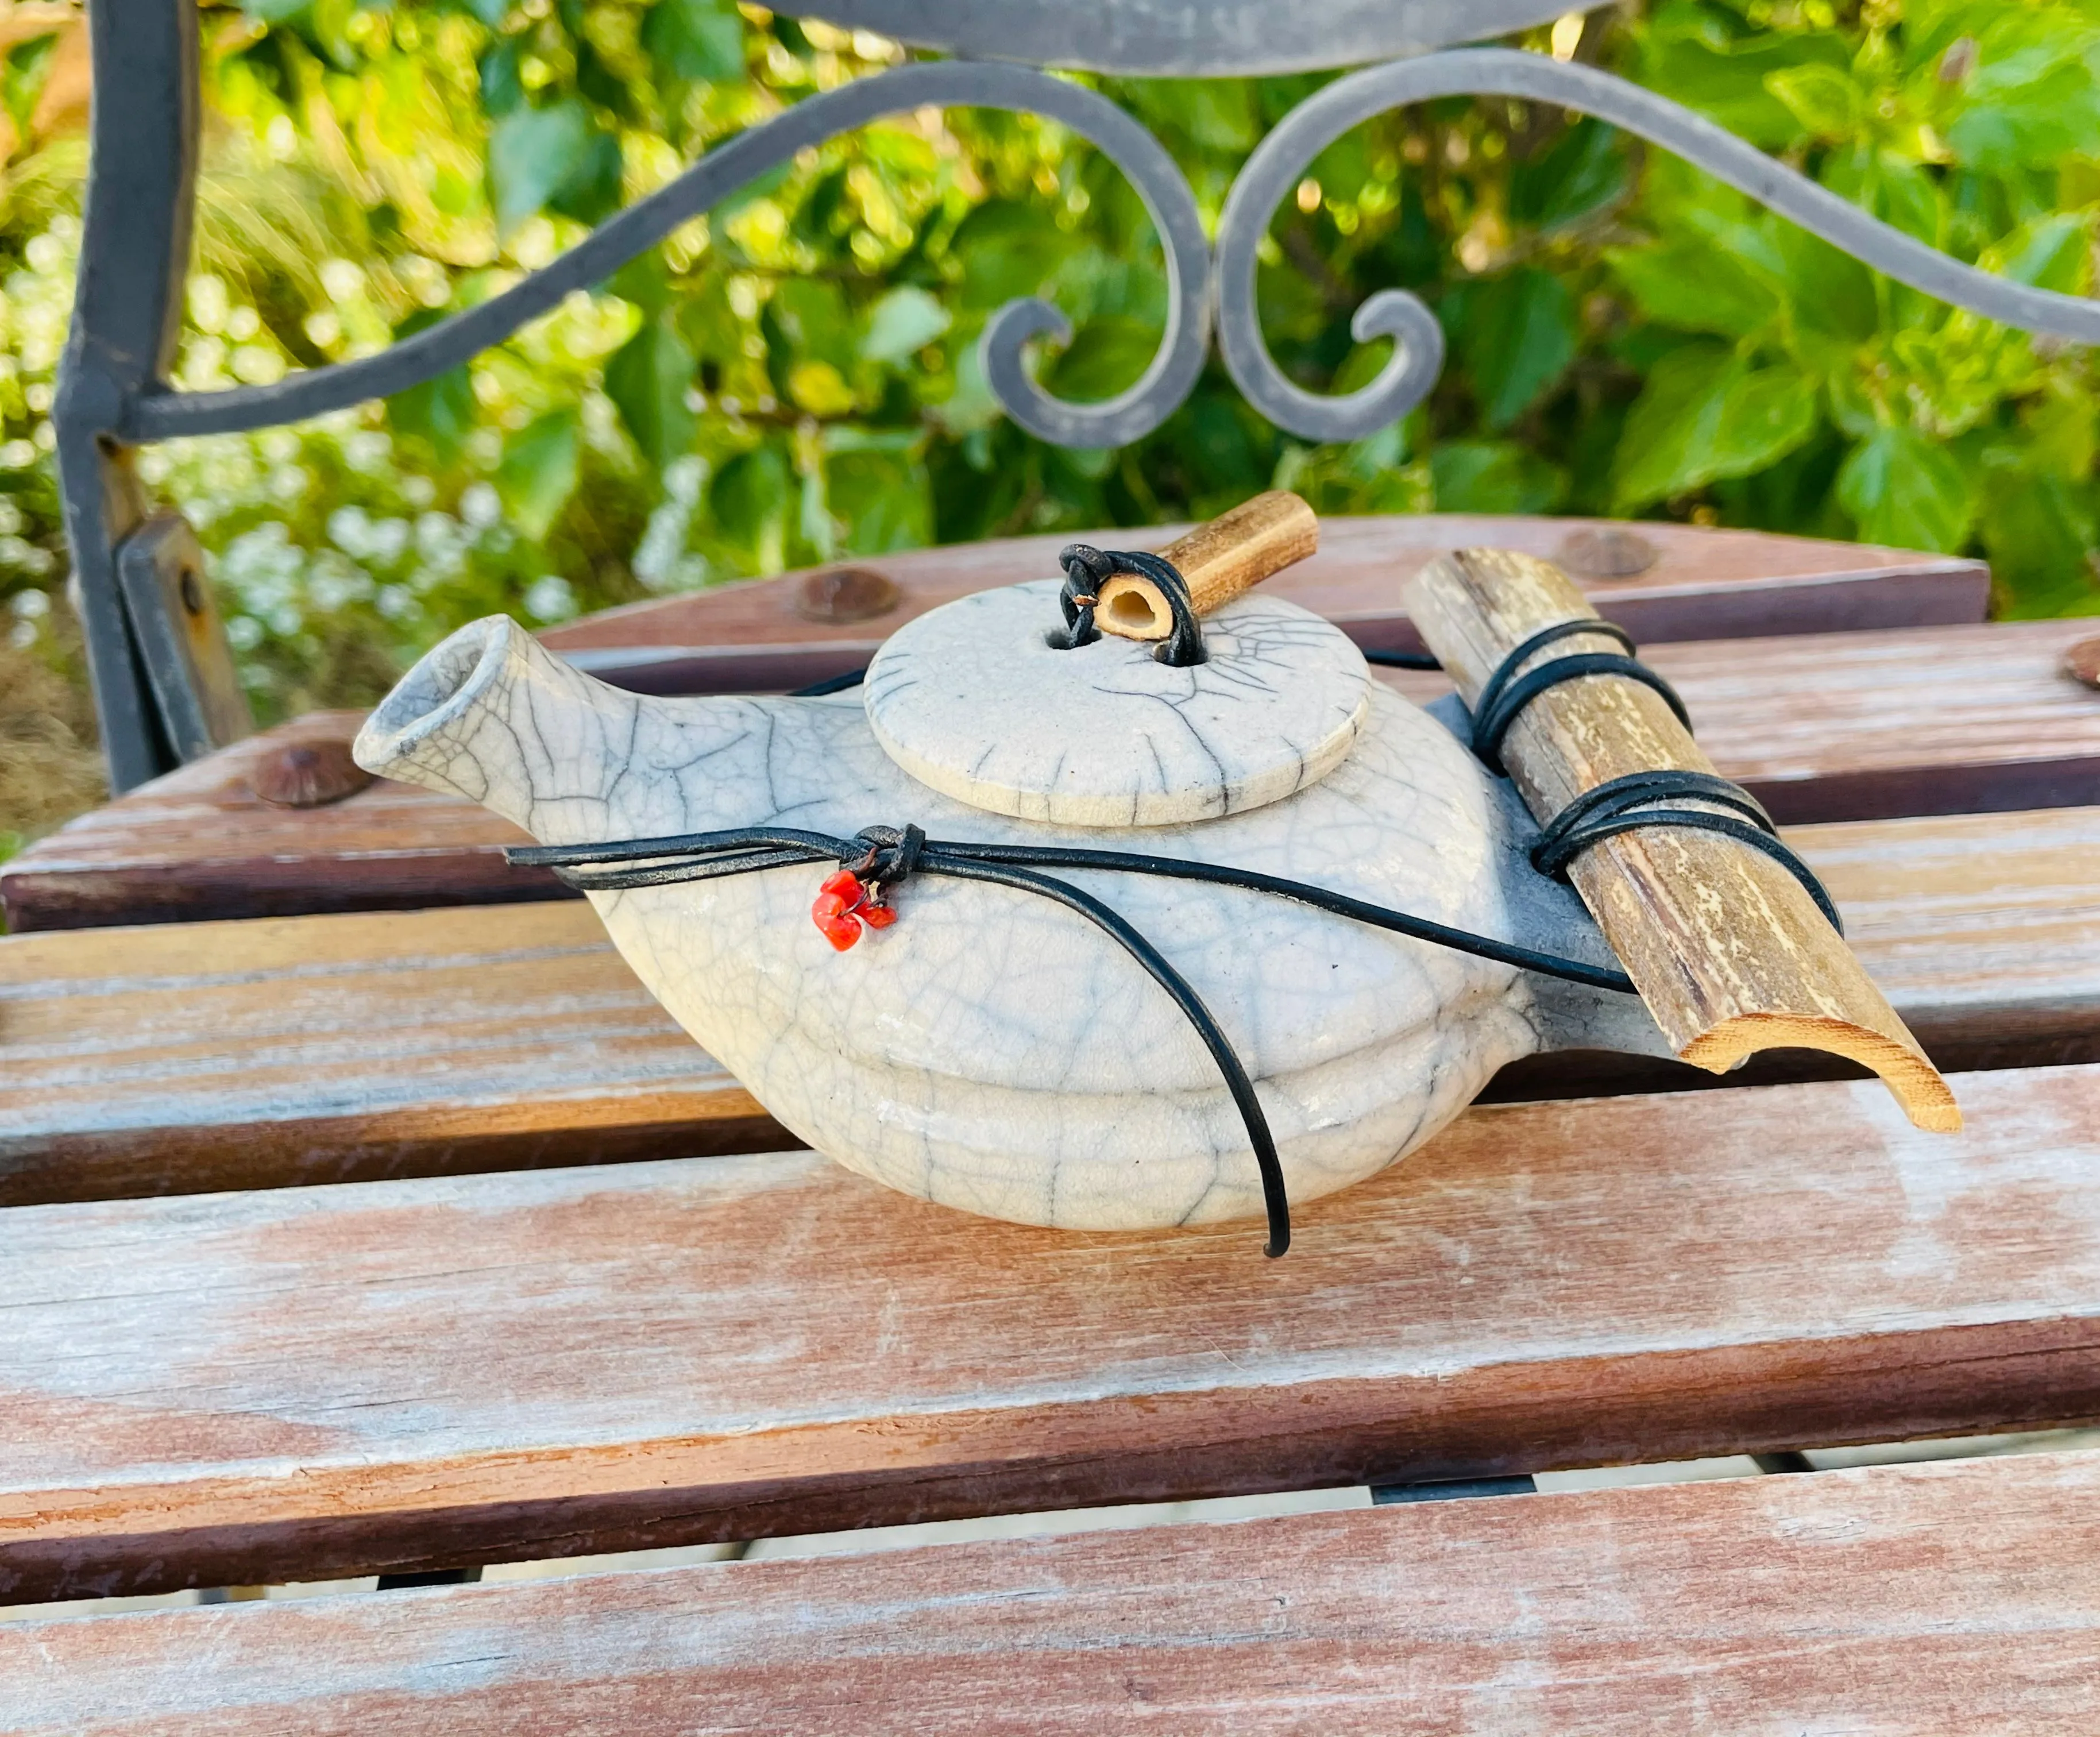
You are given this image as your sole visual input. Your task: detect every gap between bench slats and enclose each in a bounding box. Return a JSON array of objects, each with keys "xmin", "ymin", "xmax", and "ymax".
[
  {"xmin": 5, "ymin": 1450, "xmax": 2094, "ymax": 1736},
  {"xmin": 9, "ymin": 613, "xmax": 2084, "ymax": 936},
  {"xmin": 3, "ymin": 1063, "xmax": 2098, "ymax": 1600},
  {"xmin": 3, "ymin": 804, "xmax": 2094, "ymax": 1206}
]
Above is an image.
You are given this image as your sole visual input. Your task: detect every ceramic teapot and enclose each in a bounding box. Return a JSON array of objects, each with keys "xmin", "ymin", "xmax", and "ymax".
[{"xmin": 353, "ymin": 496, "xmax": 1667, "ymax": 1240}]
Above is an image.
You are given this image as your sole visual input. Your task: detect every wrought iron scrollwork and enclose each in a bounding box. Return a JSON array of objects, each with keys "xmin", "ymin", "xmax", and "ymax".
[
  {"xmin": 1217, "ymin": 47, "xmax": 2100, "ymax": 442},
  {"xmin": 125, "ymin": 60, "xmax": 1211, "ymax": 451}
]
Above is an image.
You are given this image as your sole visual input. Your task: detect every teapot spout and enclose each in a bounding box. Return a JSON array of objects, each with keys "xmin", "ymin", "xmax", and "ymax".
[{"xmin": 352, "ymin": 615, "xmax": 646, "ymax": 844}]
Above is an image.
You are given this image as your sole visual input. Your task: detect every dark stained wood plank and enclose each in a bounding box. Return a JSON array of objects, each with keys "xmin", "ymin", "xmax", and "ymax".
[
  {"xmin": 3, "ymin": 1062, "xmax": 2099, "ymax": 1600},
  {"xmin": 542, "ymin": 512, "xmax": 1991, "ymax": 690},
  {"xmin": 7, "ymin": 1450, "xmax": 2097, "ymax": 1736},
  {"xmin": 5, "ymin": 805, "xmax": 2096, "ymax": 1206},
  {"xmin": 7, "ymin": 616, "xmax": 2087, "ymax": 933}
]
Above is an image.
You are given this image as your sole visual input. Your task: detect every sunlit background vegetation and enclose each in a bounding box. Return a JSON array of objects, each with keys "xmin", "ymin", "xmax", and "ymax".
[{"xmin": 4, "ymin": 0, "xmax": 2100, "ymax": 849}]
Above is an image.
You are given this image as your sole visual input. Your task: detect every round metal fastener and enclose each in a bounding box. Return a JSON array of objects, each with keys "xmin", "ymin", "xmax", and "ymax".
[
  {"xmin": 252, "ymin": 740, "xmax": 376, "ymax": 808},
  {"xmin": 2065, "ymin": 634, "xmax": 2100, "ymax": 692},
  {"xmin": 793, "ymin": 566, "xmax": 901, "ymax": 624},
  {"xmin": 1555, "ymin": 527, "xmax": 1658, "ymax": 580}
]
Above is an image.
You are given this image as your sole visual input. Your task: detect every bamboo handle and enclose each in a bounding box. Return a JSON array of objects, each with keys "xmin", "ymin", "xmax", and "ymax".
[
  {"xmin": 1094, "ymin": 491, "xmax": 1319, "ymax": 642},
  {"xmin": 1406, "ymin": 547, "xmax": 1960, "ymax": 1134}
]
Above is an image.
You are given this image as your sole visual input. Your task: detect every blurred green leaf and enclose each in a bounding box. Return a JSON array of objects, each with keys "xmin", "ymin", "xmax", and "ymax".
[
  {"xmin": 1771, "ymin": 223, "xmax": 1879, "ymax": 359},
  {"xmin": 1638, "ymin": 20, "xmax": 1852, "ymax": 147},
  {"xmin": 1764, "ymin": 62, "xmax": 1859, "ymax": 141},
  {"xmin": 1609, "ymin": 237, "xmax": 1780, "ymax": 341},
  {"xmin": 711, "ymin": 443, "xmax": 790, "ymax": 547},
  {"xmin": 1979, "ymin": 457, "xmax": 2099, "ymax": 617},
  {"xmin": 1508, "ymin": 119, "xmax": 1627, "ymax": 231},
  {"xmin": 488, "ymin": 101, "xmax": 596, "ymax": 235},
  {"xmin": 478, "ymin": 38, "xmax": 524, "ymax": 118},
  {"xmin": 860, "ymin": 287, "xmax": 951, "ymax": 365},
  {"xmin": 1449, "ymin": 269, "xmax": 1578, "ymax": 430},
  {"xmin": 1430, "ymin": 441, "xmax": 1565, "ymax": 515},
  {"xmin": 496, "ymin": 410, "xmax": 580, "ymax": 541},
  {"xmin": 642, "ymin": 0, "xmax": 746, "ymax": 85},
  {"xmin": 2, "ymin": 33, "xmax": 58, "ymax": 140},
  {"xmin": 952, "ymin": 202, "xmax": 1066, "ymax": 310},
  {"xmin": 1046, "ymin": 318, "xmax": 1160, "ymax": 404},
  {"xmin": 769, "ymin": 279, "xmax": 855, "ymax": 373},
  {"xmin": 1947, "ymin": 59, "xmax": 2100, "ymax": 171},
  {"xmin": 1836, "ymin": 424, "xmax": 1975, "ymax": 551},
  {"xmin": 1613, "ymin": 348, "xmax": 1819, "ymax": 510},
  {"xmin": 605, "ymin": 317, "xmax": 697, "ymax": 470},
  {"xmin": 383, "ymin": 312, "xmax": 476, "ymax": 464}
]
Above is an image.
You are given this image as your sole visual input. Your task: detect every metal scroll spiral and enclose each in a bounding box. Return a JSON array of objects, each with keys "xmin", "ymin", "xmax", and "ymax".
[
  {"xmin": 1217, "ymin": 47, "xmax": 2100, "ymax": 443},
  {"xmin": 125, "ymin": 60, "xmax": 1210, "ymax": 450}
]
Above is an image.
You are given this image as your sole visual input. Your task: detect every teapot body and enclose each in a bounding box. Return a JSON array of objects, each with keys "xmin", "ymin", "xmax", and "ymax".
[{"xmin": 356, "ymin": 612, "xmax": 1649, "ymax": 1231}]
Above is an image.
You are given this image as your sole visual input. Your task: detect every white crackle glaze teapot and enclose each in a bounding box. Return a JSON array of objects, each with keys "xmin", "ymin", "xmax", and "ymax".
[{"xmin": 354, "ymin": 496, "xmax": 1665, "ymax": 1237}]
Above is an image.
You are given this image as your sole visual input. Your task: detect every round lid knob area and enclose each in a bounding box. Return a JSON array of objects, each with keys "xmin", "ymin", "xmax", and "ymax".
[{"xmin": 862, "ymin": 578, "xmax": 1371, "ymax": 827}]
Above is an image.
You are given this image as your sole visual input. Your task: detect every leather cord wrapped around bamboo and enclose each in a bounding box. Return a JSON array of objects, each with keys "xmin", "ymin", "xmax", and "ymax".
[
  {"xmin": 1406, "ymin": 547, "xmax": 1961, "ymax": 1133},
  {"xmin": 1090, "ymin": 490, "xmax": 1319, "ymax": 643}
]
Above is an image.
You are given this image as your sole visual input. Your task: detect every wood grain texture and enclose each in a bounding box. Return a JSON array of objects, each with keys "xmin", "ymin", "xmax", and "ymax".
[
  {"xmin": 5, "ymin": 805, "xmax": 2096, "ymax": 1206},
  {"xmin": 10, "ymin": 618, "xmax": 2091, "ymax": 935},
  {"xmin": 8, "ymin": 1450, "xmax": 2098, "ymax": 1735},
  {"xmin": 0, "ymin": 902, "xmax": 785, "ymax": 1205},
  {"xmin": 4, "ymin": 1062, "xmax": 2099, "ymax": 1600},
  {"xmin": 539, "ymin": 513, "xmax": 1989, "ymax": 687},
  {"xmin": 1408, "ymin": 549, "xmax": 1957, "ymax": 1131},
  {"xmin": 1096, "ymin": 490, "xmax": 1319, "ymax": 638}
]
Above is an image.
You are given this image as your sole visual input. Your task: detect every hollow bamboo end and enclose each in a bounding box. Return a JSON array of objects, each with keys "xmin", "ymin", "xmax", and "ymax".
[
  {"xmin": 1094, "ymin": 574, "xmax": 1173, "ymax": 640},
  {"xmin": 1096, "ymin": 490, "xmax": 1318, "ymax": 643},
  {"xmin": 1681, "ymin": 1013, "xmax": 1964, "ymax": 1133}
]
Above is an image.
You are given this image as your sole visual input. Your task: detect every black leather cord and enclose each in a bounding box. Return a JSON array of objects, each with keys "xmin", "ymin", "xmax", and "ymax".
[
  {"xmin": 1469, "ymin": 619, "xmax": 1691, "ymax": 774},
  {"xmin": 1056, "ymin": 545, "xmax": 1209, "ymax": 666},
  {"xmin": 1529, "ymin": 769, "xmax": 1844, "ymax": 933},
  {"xmin": 509, "ymin": 823, "xmax": 1639, "ymax": 1260}
]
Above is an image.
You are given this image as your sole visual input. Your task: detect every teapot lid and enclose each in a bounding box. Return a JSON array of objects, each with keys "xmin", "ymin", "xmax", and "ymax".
[{"xmin": 863, "ymin": 578, "xmax": 1369, "ymax": 827}]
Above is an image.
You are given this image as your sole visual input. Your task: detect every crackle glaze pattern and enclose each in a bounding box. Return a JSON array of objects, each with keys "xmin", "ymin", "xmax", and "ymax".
[
  {"xmin": 863, "ymin": 581, "xmax": 1369, "ymax": 827},
  {"xmin": 354, "ymin": 611, "xmax": 1649, "ymax": 1232}
]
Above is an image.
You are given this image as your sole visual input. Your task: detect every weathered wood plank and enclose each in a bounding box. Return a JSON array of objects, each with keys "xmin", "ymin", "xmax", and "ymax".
[
  {"xmin": 8, "ymin": 617, "xmax": 2087, "ymax": 933},
  {"xmin": 5, "ymin": 805, "xmax": 2096, "ymax": 1206},
  {"xmin": 542, "ymin": 512, "xmax": 1990, "ymax": 689},
  {"xmin": 7, "ymin": 1450, "xmax": 2096, "ymax": 1736},
  {"xmin": 0, "ymin": 901, "xmax": 785, "ymax": 1205},
  {"xmin": 4, "ymin": 1063, "xmax": 2098, "ymax": 1600}
]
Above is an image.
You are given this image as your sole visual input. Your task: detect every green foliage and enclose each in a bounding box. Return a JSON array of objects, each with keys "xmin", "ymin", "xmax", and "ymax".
[{"xmin": 0, "ymin": 0, "xmax": 2095, "ymax": 751}]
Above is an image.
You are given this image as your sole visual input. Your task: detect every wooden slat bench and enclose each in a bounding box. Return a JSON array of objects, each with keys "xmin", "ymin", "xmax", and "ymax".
[
  {"xmin": 8, "ymin": 1450, "xmax": 2097, "ymax": 1735},
  {"xmin": 6, "ymin": 804, "xmax": 2098, "ymax": 1205},
  {"xmin": 15, "ymin": 556, "xmax": 2088, "ymax": 938},
  {"xmin": 5, "ymin": 1063, "xmax": 2099, "ymax": 1601},
  {"xmin": 7, "ymin": 520, "xmax": 2099, "ymax": 1729}
]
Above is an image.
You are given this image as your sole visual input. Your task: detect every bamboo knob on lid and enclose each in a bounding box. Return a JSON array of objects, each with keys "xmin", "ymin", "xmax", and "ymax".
[
  {"xmin": 1406, "ymin": 546, "xmax": 1960, "ymax": 1134},
  {"xmin": 1093, "ymin": 491, "xmax": 1320, "ymax": 641}
]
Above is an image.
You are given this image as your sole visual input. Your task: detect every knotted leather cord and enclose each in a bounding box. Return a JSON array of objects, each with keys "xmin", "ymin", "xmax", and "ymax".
[
  {"xmin": 1467, "ymin": 618, "xmax": 1692, "ymax": 774},
  {"xmin": 1528, "ymin": 769, "xmax": 1844, "ymax": 933},
  {"xmin": 1457, "ymin": 617, "xmax": 1842, "ymax": 932},
  {"xmin": 1056, "ymin": 545, "xmax": 1210, "ymax": 666},
  {"xmin": 509, "ymin": 823, "xmax": 1639, "ymax": 1259}
]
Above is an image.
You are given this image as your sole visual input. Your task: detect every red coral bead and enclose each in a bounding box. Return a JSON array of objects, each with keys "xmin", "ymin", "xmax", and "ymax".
[
  {"xmin": 811, "ymin": 890, "xmax": 852, "ymax": 921},
  {"xmin": 859, "ymin": 901, "xmax": 898, "ymax": 928},
  {"xmin": 816, "ymin": 911, "xmax": 862, "ymax": 951},
  {"xmin": 819, "ymin": 870, "xmax": 863, "ymax": 901}
]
